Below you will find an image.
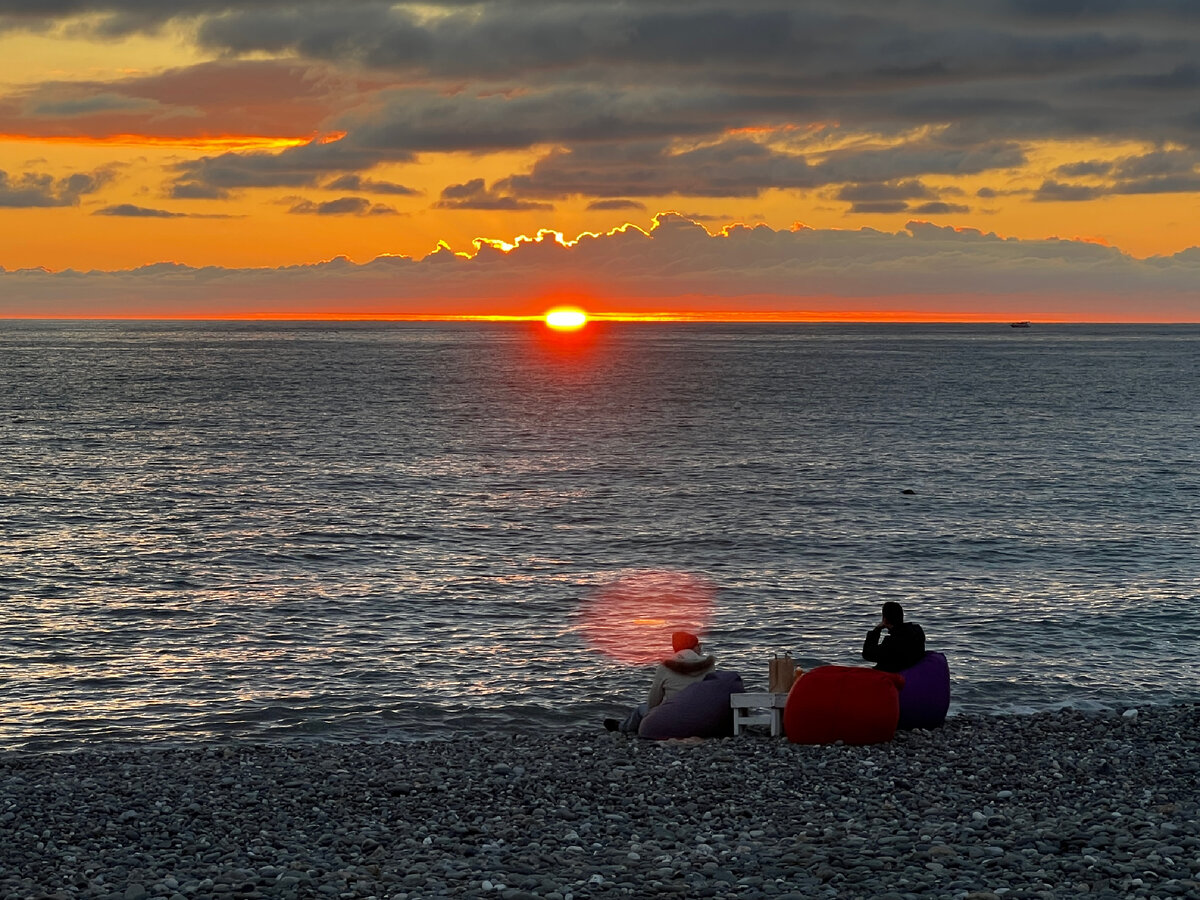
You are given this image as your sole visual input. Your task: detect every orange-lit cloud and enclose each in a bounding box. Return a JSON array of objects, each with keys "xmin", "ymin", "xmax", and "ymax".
[{"xmin": 3, "ymin": 214, "xmax": 1198, "ymax": 322}]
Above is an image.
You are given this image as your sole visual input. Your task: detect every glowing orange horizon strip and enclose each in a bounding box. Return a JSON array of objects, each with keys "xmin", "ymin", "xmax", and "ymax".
[{"xmin": 0, "ymin": 311, "xmax": 1112, "ymax": 323}]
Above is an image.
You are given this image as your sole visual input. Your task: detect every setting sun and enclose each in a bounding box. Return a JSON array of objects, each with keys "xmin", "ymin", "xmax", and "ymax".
[{"xmin": 545, "ymin": 307, "xmax": 588, "ymax": 330}]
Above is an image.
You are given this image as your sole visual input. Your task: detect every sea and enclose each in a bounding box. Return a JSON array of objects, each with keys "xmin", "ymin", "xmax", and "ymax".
[{"xmin": 1, "ymin": 321, "xmax": 1197, "ymax": 752}]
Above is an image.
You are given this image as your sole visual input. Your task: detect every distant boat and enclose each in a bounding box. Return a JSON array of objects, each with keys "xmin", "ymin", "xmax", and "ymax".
[{"xmin": 1010, "ymin": 321, "xmax": 1031, "ymax": 328}]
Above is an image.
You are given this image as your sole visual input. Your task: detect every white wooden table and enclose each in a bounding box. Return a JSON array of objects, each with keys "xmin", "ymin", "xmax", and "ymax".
[{"xmin": 730, "ymin": 692, "xmax": 789, "ymax": 736}]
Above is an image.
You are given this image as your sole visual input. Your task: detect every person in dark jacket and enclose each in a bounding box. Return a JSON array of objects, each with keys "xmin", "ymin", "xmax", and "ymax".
[{"xmin": 862, "ymin": 602, "xmax": 926, "ymax": 672}]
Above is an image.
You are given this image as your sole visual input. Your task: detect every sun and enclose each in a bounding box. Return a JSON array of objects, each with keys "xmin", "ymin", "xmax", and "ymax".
[{"xmin": 544, "ymin": 307, "xmax": 588, "ymax": 330}]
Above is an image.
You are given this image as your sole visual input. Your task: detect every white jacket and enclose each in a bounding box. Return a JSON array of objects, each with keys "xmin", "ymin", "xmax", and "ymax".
[{"xmin": 646, "ymin": 648, "xmax": 717, "ymax": 709}]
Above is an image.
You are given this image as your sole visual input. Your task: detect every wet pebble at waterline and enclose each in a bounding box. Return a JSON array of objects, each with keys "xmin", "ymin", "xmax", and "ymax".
[{"xmin": 2, "ymin": 704, "xmax": 1198, "ymax": 899}]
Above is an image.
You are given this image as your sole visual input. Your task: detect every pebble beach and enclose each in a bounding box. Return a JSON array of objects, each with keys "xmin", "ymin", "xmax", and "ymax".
[{"xmin": 2, "ymin": 705, "xmax": 1198, "ymax": 900}]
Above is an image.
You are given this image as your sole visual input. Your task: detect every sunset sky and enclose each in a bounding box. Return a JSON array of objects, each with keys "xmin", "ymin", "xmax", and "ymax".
[{"xmin": 2, "ymin": 1, "xmax": 1200, "ymax": 320}]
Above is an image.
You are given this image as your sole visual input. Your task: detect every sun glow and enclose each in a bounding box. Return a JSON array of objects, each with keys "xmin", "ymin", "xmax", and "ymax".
[
  {"xmin": 545, "ymin": 307, "xmax": 588, "ymax": 330},
  {"xmin": 578, "ymin": 570, "xmax": 716, "ymax": 665}
]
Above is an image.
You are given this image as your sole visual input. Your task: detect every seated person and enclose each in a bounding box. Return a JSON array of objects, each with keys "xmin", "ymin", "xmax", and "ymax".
[
  {"xmin": 605, "ymin": 631, "xmax": 716, "ymax": 733},
  {"xmin": 862, "ymin": 601, "xmax": 926, "ymax": 672}
]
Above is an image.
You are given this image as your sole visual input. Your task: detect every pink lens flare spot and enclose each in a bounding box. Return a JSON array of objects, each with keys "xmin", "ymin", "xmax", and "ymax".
[{"xmin": 579, "ymin": 570, "xmax": 716, "ymax": 665}]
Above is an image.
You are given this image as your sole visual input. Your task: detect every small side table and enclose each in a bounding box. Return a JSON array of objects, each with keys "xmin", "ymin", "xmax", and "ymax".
[{"xmin": 730, "ymin": 692, "xmax": 789, "ymax": 736}]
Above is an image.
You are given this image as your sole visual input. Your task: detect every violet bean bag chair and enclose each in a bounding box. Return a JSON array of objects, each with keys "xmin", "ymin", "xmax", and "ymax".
[
  {"xmin": 896, "ymin": 651, "xmax": 950, "ymax": 730},
  {"xmin": 638, "ymin": 670, "xmax": 745, "ymax": 740},
  {"xmin": 784, "ymin": 665, "xmax": 904, "ymax": 745}
]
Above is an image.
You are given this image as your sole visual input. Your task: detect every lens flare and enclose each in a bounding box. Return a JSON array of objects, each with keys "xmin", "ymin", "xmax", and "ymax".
[
  {"xmin": 578, "ymin": 570, "xmax": 716, "ymax": 665},
  {"xmin": 545, "ymin": 307, "xmax": 588, "ymax": 330}
]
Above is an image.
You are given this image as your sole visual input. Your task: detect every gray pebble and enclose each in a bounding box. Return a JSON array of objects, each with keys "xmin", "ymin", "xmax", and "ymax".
[{"xmin": 0, "ymin": 706, "xmax": 1196, "ymax": 899}]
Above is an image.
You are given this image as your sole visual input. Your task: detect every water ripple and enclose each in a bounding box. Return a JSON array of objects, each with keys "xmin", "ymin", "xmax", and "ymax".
[{"xmin": 1, "ymin": 322, "xmax": 1198, "ymax": 750}]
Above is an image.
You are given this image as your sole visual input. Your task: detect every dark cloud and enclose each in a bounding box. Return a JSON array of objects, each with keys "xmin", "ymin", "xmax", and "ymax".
[
  {"xmin": 1035, "ymin": 149, "xmax": 1200, "ymax": 199},
  {"xmin": 180, "ymin": 2, "xmax": 1185, "ymax": 98},
  {"xmin": 24, "ymin": 3, "xmax": 1199, "ymax": 141},
  {"xmin": 496, "ymin": 140, "xmax": 816, "ymax": 200},
  {"xmin": 1055, "ymin": 160, "xmax": 1113, "ymax": 177},
  {"xmin": 30, "ymin": 92, "xmax": 162, "ymax": 116},
  {"xmin": 197, "ymin": 92, "xmax": 1029, "ymax": 200},
  {"xmin": 93, "ymin": 202, "xmax": 238, "ymax": 218},
  {"xmin": 847, "ymin": 200, "xmax": 911, "ymax": 214},
  {"xmin": 912, "ymin": 201, "xmax": 971, "ymax": 214},
  {"xmin": 94, "ymin": 204, "xmax": 185, "ymax": 217},
  {"xmin": 490, "ymin": 137, "xmax": 1023, "ymax": 203},
  {"xmin": 1034, "ymin": 180, "xmax": 1101, "ymax": 201},
  {"xmin": 336, "ymin": 84, "xmax": 736, "ymax": 154},
  {"xmin": 820, "ymin": 142, "xmax": 1027, "ymax": 183},
  {"xmin": 288, "ymin": 196, "xmax": 398, "ymax": 215},
  {"xmin": 1113, "ymin": 149, "xmax": 1199, "ymax": 178},
  {"xmin": 997, "ymin": 0, "xmax": 1197, "ymax": 24},
  {"xmin": 904, "ymin": 220, "xmax": 995, "ymax": 242},
  {"xmin": 0, "ymin": 1, "xmax": 373, "ymax": 35},
  {"xmin": 436, "ymin": 178, "xmax": 553, "ymax": 211},
  {"xmin": 675, "ymin": 211, "xmax": 732, "ymax": 222},
  {"xmin": 836, "ymin": 180, "xmax": 934, "ymax": 203},
  {"xmin": 439, "ymin": 179, "xmax": 485, "ymax": 202},
  {"xmin": 586, "ymin": 199, "xmax": 647, "ymax": 211},
  {"xmin": 0, "ymin": 59, "xmax": 372, "ymax": 141},
  {"xmin": 173, "ymin": 138, "xmax": 389, "ymax": 191},
  {"xmin": 8, "ymin": 2, "xmax": 1200, "ymax": 205},
  {"xmin": 170, "ymin": 181, "xmax": 230, "ymax": 200},
  {"xmin": 0, "ymin": 167, "xmax": 112, "ymax": 207},
  {"xmin": 1113, "ymin": 174, "xmax": 1200, "ymax": 194},
  {"xmin": 324, "ymin": 174, "xmax": 419, "ymax": 196}
]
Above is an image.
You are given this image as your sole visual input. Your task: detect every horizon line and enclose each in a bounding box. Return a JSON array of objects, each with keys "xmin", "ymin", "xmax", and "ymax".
[{"xmin": 2, "ymin": 314, "xmax": 1197, "ymax": 325}]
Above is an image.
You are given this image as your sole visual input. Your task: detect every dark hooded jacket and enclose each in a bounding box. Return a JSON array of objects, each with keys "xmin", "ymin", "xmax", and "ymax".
[
  {"xmin": 862, "ymin": 622, "xmax": 926, "ymax": 672},
  {"xmin": 645, "ymin": 648, "xmax": 717, "ymax": 708}
]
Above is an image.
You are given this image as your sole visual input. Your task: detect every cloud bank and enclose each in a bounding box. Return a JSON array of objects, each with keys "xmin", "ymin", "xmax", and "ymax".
[
  {"xmin": 3, "ymin": 215, "xmax": 1196, "ymax": 321},
  {"xmin": 5, "ymin": 1, "xmax": 1200, "ymax": 211}
]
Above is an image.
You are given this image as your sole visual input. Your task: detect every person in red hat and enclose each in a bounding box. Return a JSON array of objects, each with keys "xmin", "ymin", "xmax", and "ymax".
[{"xmin": 605, "ymin": 631, "xmax": 717, "ymax": 733}]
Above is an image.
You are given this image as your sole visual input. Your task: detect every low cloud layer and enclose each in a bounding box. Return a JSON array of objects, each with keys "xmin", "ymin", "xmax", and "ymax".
[{"xmin": 3, "ymin": 215, "xmax": 1196, "ymax": 321}]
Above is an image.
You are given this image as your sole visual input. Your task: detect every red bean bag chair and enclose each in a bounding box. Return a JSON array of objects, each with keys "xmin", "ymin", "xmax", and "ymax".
[
  {"xmin": 784, "ymin": 665, "xmax": 905, "ymax": 745},
  {"xmin": 896, "ymin": 651, "xmax": 950, "ymax": 730},
  {"xmin": 638, "ymin": 671, "xmax": 745, "ymax": 740}
]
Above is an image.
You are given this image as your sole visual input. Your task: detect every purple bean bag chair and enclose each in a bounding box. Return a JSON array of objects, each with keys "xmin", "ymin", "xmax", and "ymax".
[
  {"xmin": 638, "ymin": 670, "xmax": 745, "ymax": 740},
  {"xmin": 784, "ymin": 666, "xmax": 905, "ymax": 745},
  {"xmin": 896, "ymin": 651, "xmax": 950, "ymax": 730}
]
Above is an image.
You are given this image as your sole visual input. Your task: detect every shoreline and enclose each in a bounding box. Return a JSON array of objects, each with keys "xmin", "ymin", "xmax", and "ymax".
[
  {"xmin": 8, "ymin": 694, "xmax": 1200, "ymax": 758},
  {"xmin": 2, "ymin": 704, "xmax": 1197, "ymax": 899}
]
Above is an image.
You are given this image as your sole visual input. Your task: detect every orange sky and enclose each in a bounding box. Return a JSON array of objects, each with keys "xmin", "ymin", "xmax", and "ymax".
[{"xmin": 2, "ymin": 5, "xmax": 1199, "ymax": 321}]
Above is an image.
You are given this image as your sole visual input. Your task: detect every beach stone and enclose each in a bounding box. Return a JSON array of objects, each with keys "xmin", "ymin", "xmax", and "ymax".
[{"xmin": 0, "ymin": 708, "xmax": 1197, "ymax": 900}]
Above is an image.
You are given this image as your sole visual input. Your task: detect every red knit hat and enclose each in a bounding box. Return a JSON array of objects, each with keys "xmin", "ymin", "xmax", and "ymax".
[{"xmin": 671, "ymin": 631, "xmax": 700, "ymax": 653}]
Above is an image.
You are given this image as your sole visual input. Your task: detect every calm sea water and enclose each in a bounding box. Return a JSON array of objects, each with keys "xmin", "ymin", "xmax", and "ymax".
[{"xmin": 1, "ymin": 321, "xmax": 1197, "ymax": 751}]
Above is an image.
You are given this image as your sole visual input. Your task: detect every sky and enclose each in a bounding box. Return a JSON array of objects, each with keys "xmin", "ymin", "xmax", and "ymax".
[{"xmin": 2, "ymin": 0, "xmax": 1200, "ymax": 321}]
